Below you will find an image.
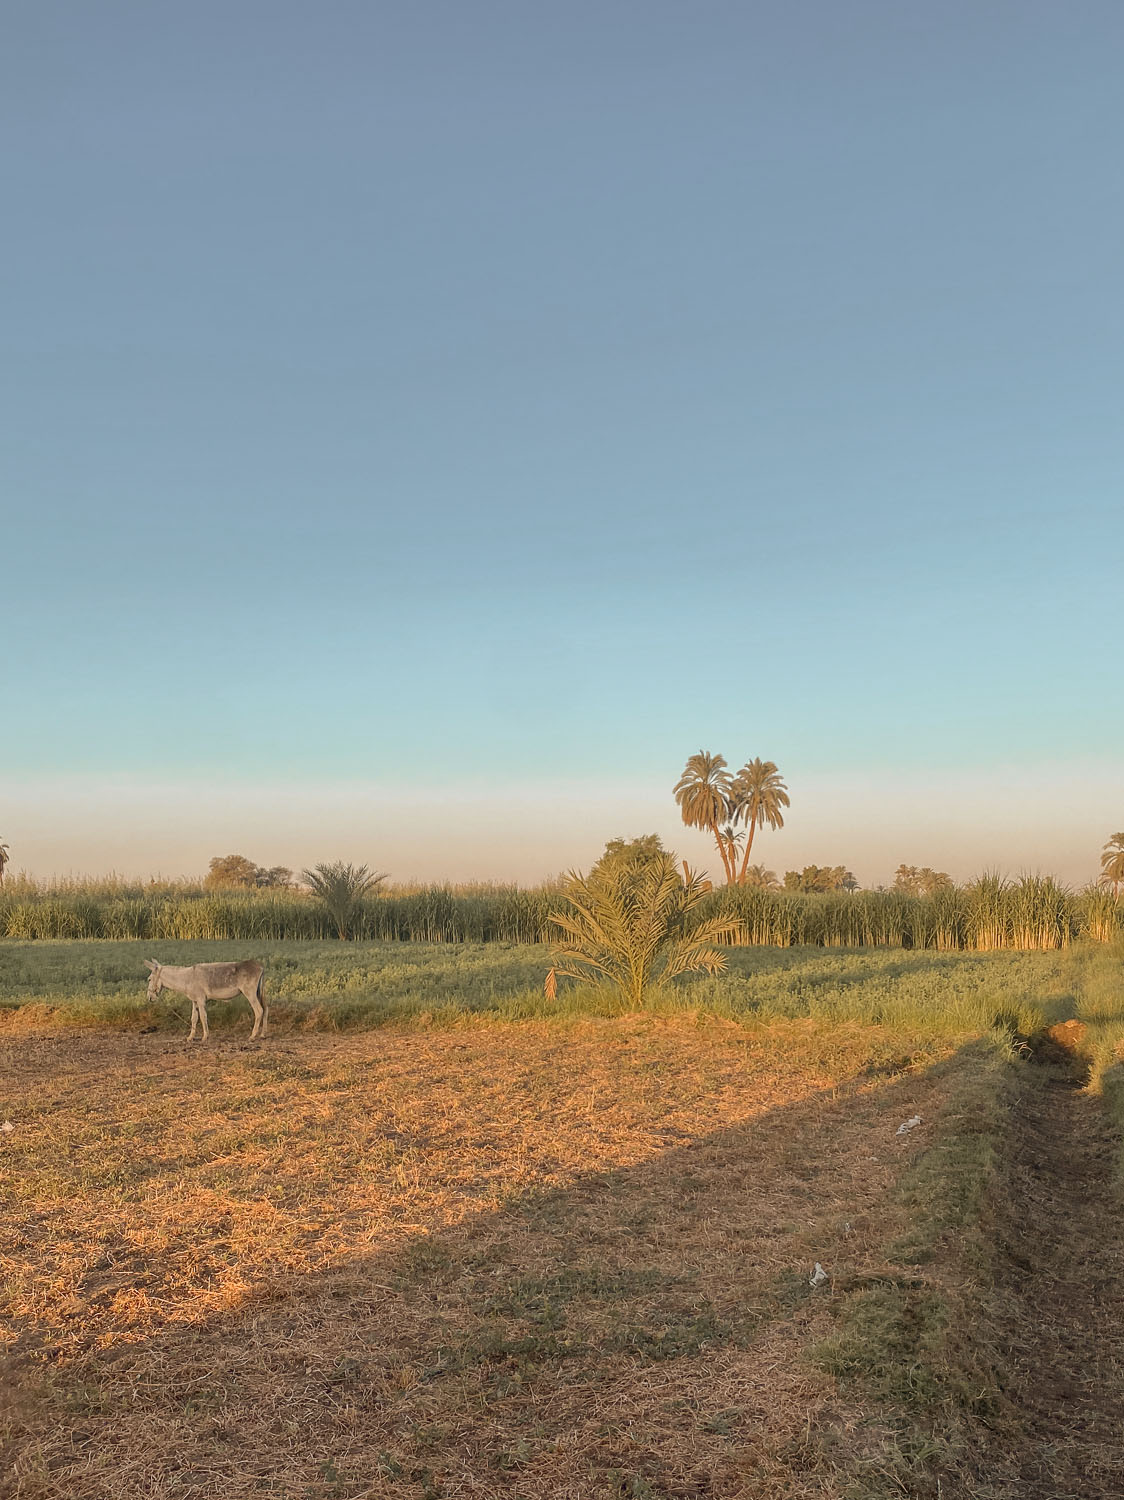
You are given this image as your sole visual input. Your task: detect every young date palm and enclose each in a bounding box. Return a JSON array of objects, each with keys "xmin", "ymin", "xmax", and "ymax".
[
  {"xmin": 731, "ymin": 759, "xmax": 789, "ymax": 884},
  {"xmin": 547, "ymin": 848, "xmax": 746, "ymax": 1010},
  {"xmin": 673, "ymin": 751, "xmax": 736, "ymax": 883},
  {"xmin": 1101, "ymin": 833, "xmax": 1124, "ymax": 899},
  {"xmin": 301, "ymin": 861, "xmax": 388, "ymax": 939}
]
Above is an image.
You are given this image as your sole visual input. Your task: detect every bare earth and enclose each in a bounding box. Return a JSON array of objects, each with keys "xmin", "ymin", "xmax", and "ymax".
[
  {"xmin": 1, "ymin": 1017, "xmax": 955, "ymax": 1499},
  {"xmin": 972, "ymin": 1058, "xmax": 1124, "ymax": 1500}
]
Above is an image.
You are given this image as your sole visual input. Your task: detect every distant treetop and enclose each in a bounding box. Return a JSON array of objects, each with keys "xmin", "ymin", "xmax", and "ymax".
[
  {"xmin": 1101, "ymin": 834, "xmax": 1124, "ymax": 898},
  {"xmin": 783, "ymin": 865, "xmax": 857, "ymax": 894},
  {"xmin": 205, "ymin": 854, "xmax": 293, "ymax": 890},
  {"xmin": 892, "ymin": 865, "xmax": 953, "ymax": 898}
]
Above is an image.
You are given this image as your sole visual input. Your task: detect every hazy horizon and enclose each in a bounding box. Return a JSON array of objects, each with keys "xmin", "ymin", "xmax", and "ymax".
[{"xmin": 6, "ymin": 759, "xmax": 1117, "ymax": 892}]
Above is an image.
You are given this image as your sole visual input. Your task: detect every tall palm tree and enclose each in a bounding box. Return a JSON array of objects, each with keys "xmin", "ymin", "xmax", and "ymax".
[
  {"xmin": 0, "ymin": 839, "xmax": 9, "ymax": 886},
  {"xmin": 673, "ymin": 751, "xmax": 736, "ymax": 883},
  {"xmin": 731, "ymin": 759, "xmax": 789, "ymax": 884},
  {"xmin": 1101, "ymin": 833, "xmax": 1124, "ymax": 899}
]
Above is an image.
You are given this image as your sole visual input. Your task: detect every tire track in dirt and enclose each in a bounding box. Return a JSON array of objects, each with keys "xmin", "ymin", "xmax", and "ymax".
[{"xmin": 987, "ymin": 1052, "xmax": 1124, "ymax": 1499}]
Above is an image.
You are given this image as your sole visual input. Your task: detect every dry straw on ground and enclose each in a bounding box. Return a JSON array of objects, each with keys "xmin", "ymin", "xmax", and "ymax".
[{"xmin": 2, "ymin": 1017, "xmax": 963, "ymax": 1498}]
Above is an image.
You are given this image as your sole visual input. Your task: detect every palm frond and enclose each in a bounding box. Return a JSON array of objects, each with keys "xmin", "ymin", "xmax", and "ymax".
[
  {"xmin": 548, "ymin": 850, "xmax": 746, "ymax": 1008},
  {"xmin": 300, "ymin": 861, "xmax": 388, "ymax": 939}
]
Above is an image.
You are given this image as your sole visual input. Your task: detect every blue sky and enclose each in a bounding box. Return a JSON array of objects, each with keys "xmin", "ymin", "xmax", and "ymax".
[{"xmin": 4, "ymin": 2, "xmax": 1121, "ymax": 882}]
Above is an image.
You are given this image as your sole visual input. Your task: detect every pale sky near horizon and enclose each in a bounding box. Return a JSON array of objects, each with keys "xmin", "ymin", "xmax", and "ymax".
[{"xmin": 4, "ymin": 2, "xmax": 1122, "ymax": 888}]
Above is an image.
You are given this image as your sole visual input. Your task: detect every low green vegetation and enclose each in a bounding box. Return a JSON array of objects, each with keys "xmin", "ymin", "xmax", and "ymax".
[
  {"xmin": 812, "ymin": 1039, "xmax": 1015, "ymax": 1467},
  {"xmin": 1, "ymin": 938, "xmax": 1117, "ymax": 1045},
  {"xmin": 0, "ymin": 939, "xmax": 547, "ymax": 1029}
]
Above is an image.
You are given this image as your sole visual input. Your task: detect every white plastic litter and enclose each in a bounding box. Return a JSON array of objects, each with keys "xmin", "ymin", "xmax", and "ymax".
[
  {"xmin": 0, "ymin": 1121, "xmax": 13, "ymax": 1133},
  {"xmin": 896, "ymin": 1115, "xmax": 922, "ymax": 1135},
  {"xmin": 809, "ymin": 1262, "xmax": 828, "ymax": 1288}
]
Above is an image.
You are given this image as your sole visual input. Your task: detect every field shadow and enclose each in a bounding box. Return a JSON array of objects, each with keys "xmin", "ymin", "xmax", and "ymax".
[{"xmin": 2, "ymin": 1035, "xmax": 988, "ymax": 1500}]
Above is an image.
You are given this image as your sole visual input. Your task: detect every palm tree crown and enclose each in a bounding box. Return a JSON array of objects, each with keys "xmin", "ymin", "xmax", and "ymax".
[
  {"xmin": 730, "ymin": 759, "xmax": 789, "ymax": 884},
  {"xmin": 1101, "ymin": 833, "xmax": 1124, "ymax": 898},
  {"xmin": 673, "ymin": 751, "xmax": 736, "ymax": 883},
  {"xmin": 301, "ymin": 861, "xmax": 388, "ymax": 939},
  {"xmin": 673, "ymin": 752, "xmax": 732, "ymax": 832}
]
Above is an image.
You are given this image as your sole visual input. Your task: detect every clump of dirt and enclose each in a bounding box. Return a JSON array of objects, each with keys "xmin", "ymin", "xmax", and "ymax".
[
  {"xmin": 1023, "ymin": 1020, "xmax": 1091, "ymax": 1078},
  {"xmin": 1046, "ymin": 1019, "xmax": 1088, "ymax": 1053}
]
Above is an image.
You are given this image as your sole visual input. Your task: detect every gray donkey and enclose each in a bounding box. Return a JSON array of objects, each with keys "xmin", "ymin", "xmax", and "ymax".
[{"xmin": 144, "ymin": 959, "xmax": 268, "ymax": 1041}]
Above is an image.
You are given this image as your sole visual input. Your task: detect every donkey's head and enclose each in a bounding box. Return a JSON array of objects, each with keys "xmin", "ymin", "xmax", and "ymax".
[{"xmin": 143, "ymin": 959, "xmax": 164, "ymax": 1000}]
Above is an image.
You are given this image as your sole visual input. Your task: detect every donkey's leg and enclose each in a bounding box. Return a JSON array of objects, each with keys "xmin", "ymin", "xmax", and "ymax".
[
  {"xmin": 188, "ymin": 998, "xmax": 200, "ymax": 1041},
  {"xmin": 246, "ymin": 985, "xmax": 265, "ymax": 1040},
  {"xmin": 198, "ymin": 996, "xmax": 210, "ymax": 1042}
]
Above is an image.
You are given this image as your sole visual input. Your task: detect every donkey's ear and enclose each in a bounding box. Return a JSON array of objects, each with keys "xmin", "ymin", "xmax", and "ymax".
[{"xmin": 143, "ymin": 959, "xmax": 157, "ymax": 971}]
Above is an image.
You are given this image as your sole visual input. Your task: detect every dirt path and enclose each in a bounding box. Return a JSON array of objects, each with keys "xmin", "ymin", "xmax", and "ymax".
[{"xmin": 985, "ymin": 1059, "xmax": 1124, "ymax": 1499}]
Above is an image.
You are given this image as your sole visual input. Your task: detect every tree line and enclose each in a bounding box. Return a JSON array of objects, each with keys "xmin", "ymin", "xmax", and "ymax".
[
  {"xmin": 0, "ymin": 796, "xmax": 1121, "ymax": 931},
  {"xmin": 671, "ymin": 751, "xmax": 1124, "ymax": 899}
]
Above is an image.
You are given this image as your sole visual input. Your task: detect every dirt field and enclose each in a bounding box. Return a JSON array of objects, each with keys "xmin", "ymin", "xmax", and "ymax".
[{"xmin": 2, "ymin": 1015, "xmax": 973, "ymax": 1499}]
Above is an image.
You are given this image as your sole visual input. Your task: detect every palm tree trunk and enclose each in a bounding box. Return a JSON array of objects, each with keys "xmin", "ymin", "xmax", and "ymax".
[
  {"xmin": 737, "ymin": 816, "xmax": 758, "ymax": 885},
  {"xmin": 712, "ymin": 827, "xmax": 735, "ymax": 885}
]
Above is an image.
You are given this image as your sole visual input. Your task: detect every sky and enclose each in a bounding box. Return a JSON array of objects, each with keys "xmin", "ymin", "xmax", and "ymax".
[{"xmin": 3, "ymin": 1, "xmax": 1122, "ymax": 887}]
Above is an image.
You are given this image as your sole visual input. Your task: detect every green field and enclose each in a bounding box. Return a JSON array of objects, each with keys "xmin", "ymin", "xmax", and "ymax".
[{"xmin": 0, "ymin": 939, "xmax": 1112, "ymax": 1040}]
